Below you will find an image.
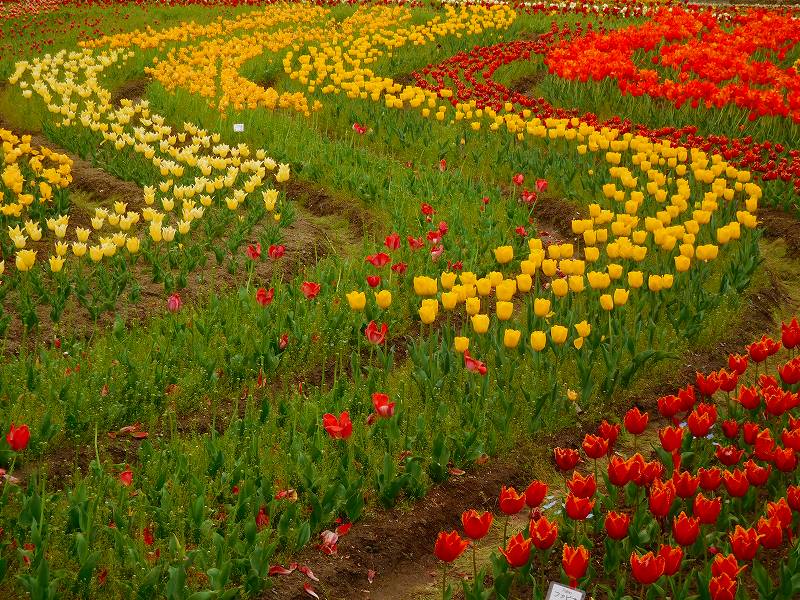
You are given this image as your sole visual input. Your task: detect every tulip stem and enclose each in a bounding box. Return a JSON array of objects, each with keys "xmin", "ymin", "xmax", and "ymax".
[
  {"xmin": 503, "ymin": 515, "xmax": 509, "ymax": 547},
  {"xmin": 441, "ymin": 562, "xmax": 448, "ymax": 600},
  {"xmin": 472, "ymin": 542, "xmax": 478, "ymax": 585}
]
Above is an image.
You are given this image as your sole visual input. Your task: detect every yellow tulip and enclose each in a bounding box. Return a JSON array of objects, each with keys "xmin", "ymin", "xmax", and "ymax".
[
  {"xmin": 346, "ymin": 291, "xmax": 366, "ymax": 311},
  {"xmin": 574, "ymin": 337, "xmax": 584, "ymax": 350},
  {"xmin": 600, "ymin": 294, "xmax": 614, "ymax": 311},
  {"xmin": 550, "ymin": 325, "xmax": 568, "ymax": 345},
  {"xmin": 607, "ymin": 263, "xmax": 623, "ymax": 280},
  {"xmin": 613, "ymin": 288, "xmax": 629, "ymax": 306},
  {"xmin": 49, "ymin": 255, "xmax": 65, "ymax": 272},
  {"xmin": 440, "ymin": 271, "xmax": 457, "ymax": 289},
  {"xmin": 534, "ymin": 298, "xmax": 551, "ymax": 317},
  {"xmin": 413, "ymin": 276, "xmax": 438, "ymax": 296},
  {"xmin": 662, "ymin": 274, "xmax": 674, "ymax": 289},
  {"xmin": 89, "ymin": 245, "xmax": 104, "ymax": 262},
  {"xmin": 72, "ymin": 242, "xmax": 87, "ymax": 257},
  {"xmin": 674, "ymin": 255, "xmax": 690, "ymax": 272},
  {"xmin": 126, "ymin": 237, "xmax": 140, "ymax": 254},
  {"xmin": 552, "ymin": 278, "xmax": 568, "ymax": 297},
  {"xmin": 496, "ymin": 301, "xmax": 513, "ymax": 321},
  {"xmin": 476, "ymin": 278, "xmax": 492, "ymax": 296},
  {"xmin": 503, "ymin": 329, "xmax": 521, "ymax": 349},
  {"xmin": 418, "ymin": 304, "xmax": 437, "ymax": 324},
  {"xmin": 375, "ymin": 290, "xmax": 392, "ymax": 309},
  {"xmin": 15, "ymin": 249, "xmax": 36, "ymax": 272},
  {"xmin": 454, "ymin": 336, "xmax": 470, "ymax": 353},
  {"xmin": 516, "ymin": 273, "xmax": 532, "ymax": 293},
  {"xmin": 541, "ymin": 259, "xmax": 557, "ymax": 277},
  {"xmin": 496, "ymin": 280, "xmax": 516, "ymax": 301},
  {"xmin": 628, "ymin": 271, "xmax": 644, "ymax": 289},
  {"xmin": 530, "ymin": 330, "xmax": 547, "ymax": 351},
  {"xmin": 471, "ymin": 314, "xmax": 490, "ymax": 334},
  {"xmin": 494, "ymin": 245, "xmax": 513, "ymax": 264},
  {"xmin": 584, "ymin": 247, "xmax": 600, "ymax": 262},
  {"xmin": 648, "ymin": 275, "xmax": 663, "ymax": 292},
  {"xmin": 465, "ymin": 297, "xmax": 481, "ymax": 316},
  {"xmin": 568, "ymin": 275, "xmax": 585, "ymax": 293},
  {"xmin": 575, "ymin": 320, "xmax": 591, "ymax": 338}
]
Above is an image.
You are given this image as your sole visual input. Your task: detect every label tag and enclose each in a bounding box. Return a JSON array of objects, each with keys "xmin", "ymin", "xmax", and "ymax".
[
  {"xmin": 233, "ymin": 123, "xmax": 244, "ymax": 133},
  {"xmin": 545, "ymin": 582, "xmax": 586, "ymax": 600}
]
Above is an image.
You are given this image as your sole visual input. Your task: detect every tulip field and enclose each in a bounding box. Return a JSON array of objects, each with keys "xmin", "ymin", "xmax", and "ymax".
[{"xmin": 1, "ymin": 0, "xmax": 800, "ymax": 598}]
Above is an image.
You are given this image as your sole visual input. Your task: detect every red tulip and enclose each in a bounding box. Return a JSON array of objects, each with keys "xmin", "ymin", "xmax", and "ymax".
[
  {"xmin": 512, "ymin": 173, "xmax": 525, "ymax": 186},
  {"xmin": 461, "ymin": 510, "xmax": 492, "ymax": 540},
  {"xmin": 498, "ymin": 485, "xmax": 526, "ymax": 515},
  {"xmin": 687, "ymin": 410, "xmax": 713, "ymax": 437},
  {"xmin": 607, "ymin": 454, "xmax": 631, "ymax": 486},
  {"xmin": 672, "ymin": 470, "xmax": 700, "ymax": 498},
  {"xmin": 727, "ymin": 353, "xmax": 748, "ymax": 375},
  {"xmin": 787, "ymin": 485, "xmax": 800, "ymax": 512},
  {"xmin": 658, "ymin": 394, "xmax": 683, "ymax": 420},
  {"xmin": 709, "ymin": 573, "xmax": 738, "ymax": 600},
  {"xmin": 500, "ymin": 532, "xmax": 532, "ymax": 568},
  {"xmin": 737, "ymin": 386, "xmax": 761, "ymax": 410},
  {"xmin": 744, "ymin": 459, "xmax": 771, "ymax": 486},
  {"xmin": 322, "ymin": 412, "xmax": 352, "ymax": 440},
  {"xmin": 434, "ymin": 531, "xmax": 469, "ymax": 563},
  {"xmin": 525, "ymin": 480, "xmax": 547, "ymax": 508},
  {"xmin": 255, "ymin": 287, "xmax": 275, "ymax": 307},
  {"xmin": 582, "ymin": 434, "xmax": 608, "ymax": 459},
  {"xmin": 562, "ymin": 544, "xmax": 589, "ymax": 587},
  {"xmin": 384, "ymin": 233, "xmax": 400, "ymax": 250},
  {"xmin": 711, "ymin": 554, "xmax": 743, "ymax": 578},
  {"xmin": 529, "ymin": 515, "xmax": 558, "ymax": 550},
  {"xmin": 743, "ymin": 422, "xmax": 761, "ymax": 445},
  {"xmin": 696, "ymin": 371, "xmax": 720, "ymax": 397},
  {"xmin": 757, "ymin": 516, "xmax": 782, "ymax": 549},
  {"xmin": 463, "ymin": 351, "xmax": 487, "ymax": 376},
  {"xmin": 624, "ymin": 407, "xmax": 649, "ymax": 435},
  {"xmin": 630, "ymin": 551, "xmax": 665, "ymax": 584},
  {"xmin": 772, "ymin": 447, "xmax": 797, "ymax": 472},
  {"xmin": 698, "ymin": 467, "xmax": 722, "ymax": 491},
  {"xmin": 659, "ymin": 425, "xmax": 684, "ymax": 452},
  {"xmin": 672, "ymin": 512, "xmax": 700, "ymax": 546},
  {"xmin": 371, "ymin": 393, "xmax": 395, "ymax": 418},
  {"xmin": 767, "ymin": 498, "xmax": 793, "ymax": 530},
  {"xmin": 716, "ymin": 445, "xmax": 745, "ymax": 467},
  {"xmin": 659, "ymin": 544, "xmax": 683, "ymax": 576},
  {"xmin": 246, "ymin": 243, "xmax": 261, "ymax": 260},
  {"xmin": 554, "ymin": 447, "xmax": 580, "ymax": 471},
  {"xmin": 597, "ymin": 420, "xmax": 620, "ymax": 449},
  {"xmin": 781, "ymin": 318, "xmax": 800, "ymax": 349},
  {"xmin": 729, "ymin": 525, "xmax": 760, "ymax": 561},
  {"xmin": 693, "ymin": 493, "xmax": 721, "ymax": 525},
  {"xmin": 300, "ymin": 281, "xmax": 321, "ymax": 299},
  {"xmin": 721, "ymin": 419, "xmax": 739, "ymax": 440},
  {"xmin": 119, "ymin": 466, "xmax": 133, "ymax": 487},
  {"xmin": 365, "ymin": 252, "xmax": 390, "ymax": 268},
  {"xmin": 167, "ymin": 292, "xmax": 182, "ymax": 313},
  {"xmin": 649, "ymin": 479, "xmax": 675, "ymax": 518},
  {"xmin": 535, "ymin": 178, "xmax": 548, "ymax": 193},
  {"xmin": 366, "ymin": 275, "xmax": 381, "ymax": 288},
  {"xmin": 723, "ymin": 469, "xmax": 750, "ymax": 497},
  {"xmin": 364, "ymin": 321, "xmax": 387, "ymax": 345},
  {"xmin": 6, "ymin": 423, "xmax": 30, "ymax": 452},
  {"xmin": 565, "ymin": 493, "xmax": 594, "ymax": 521},
  {"xmin": 604, "ymin": 511, "xmax": 630, "ymax": 540},
  {"xmin": 268, "ymin": 244, "xmax": 285, "ymax": 259},
  {"xmin": 391, "ymin": 262, "xmax": 407, "ymax": 274},
  {"xmin": 566, "ymin": 472, "xmax": 596, "ymax": 499}
]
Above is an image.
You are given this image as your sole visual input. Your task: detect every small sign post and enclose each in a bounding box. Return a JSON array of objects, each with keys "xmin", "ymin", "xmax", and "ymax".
[
  {"xmin": 545, "ymin": 581, "xmax": 586, "ymax": 600},
  {"xmin": 233, "ymin": 123, "xmax": 244, "ymax": 133}
]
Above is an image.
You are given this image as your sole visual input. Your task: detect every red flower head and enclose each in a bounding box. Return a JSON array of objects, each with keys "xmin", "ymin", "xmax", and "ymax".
[
  {"xmin": 649, "ymin": 479, "xmax": 675, "ymax": 518},
  {"xmin": 525, "ymin": 480, "xmax": 548, "ymax": 508},
  {"xmin": 784, "ymin": 427, "xmax": 800, "ymax": 452},
  {"xmin": 687, "ymin": 410, "xmax": 713, "ymax": 438},
  {"xmin": 529, "ymin": 515, "xmax": 558, "ymax": 550},
  {"xmin": 6, "ymin": 424, "xmax": 30, "ymax": 452},
  {"xmin": 434, "ymin": 531, "xmax": 469, "ymax": 563},
  {"xmin": 597, "ymin": 420, "xmax": 620, "ymax": 450},
  {"xmin": 256, "ymin": 505, "xmax": 270, "ymax": 531},
  {"xmin": 421, "ymin": 202, "xmax": 435, "ymax": 216},
  {"xmin": 364, "ymin": 321, "xmax": 387, "ymax": 345},
  {"xmin": 371, "ymin": 393, "xmax": 395, "ymax": 419},
  {"xmin": 659, "ymin": 544, "xmax": 683, "ymax": 576},
  {"xmin": 268, "ymin": 244, "xmax": 285, "ymax": 259},
  {"xmin": 672, "ymin": 470, "xmax": 699, "ymax": 498},
  {"xmin": 693, "ymin": 492, "xmax": 721, "ymax": 525},
  {"xmin": 246, "ymin": 243, "xmax": 261, "ymax": 260},
  {"xmin": 747, "ymin": 339, "xmax": 769, "ymax": 363},
  {"xmin": 744, "ymin": 459, "xmax": 771, "ymax": 486},
  {"xmin": 743, "ymin": 422, "xmax": 761, "ymax": 445},
  {"xmin": 658, "ymin": 394, "xmax": 683, "ymax": 420},
  {"xmin": 696, "ymin": 372, "xmax": 720, "ymax": 397},
  {"xmin": 256, "ymin": 287, "xmax": 275, "ymax": 307},
  {"xmin": 630, "ymin": 551, "xmax": 665, "ymax": 585},
  {"xmin": 582, "ymin": 434, "xmax": 608, "ymax": 459},
  {"xmin": 535, "ymin": 178, "xmax": 548, "ymax": 193},
  {"xmin": 500, "ymin": 532, "xmax": 532, "ymax": 568},
  {"xmin": 723, "ymin": 469, "xmax": 749, "ymax": 497},
  {"xmin": 711, "ymin": 554, "xmax": 744, "ymax": 579},
  {"xmin": 772, "ymin": 447, "xmax": 798, "ymax": 472},
  {"xmin": 709, "ymin": 573, "xmax": 738, "ymax": 600},
  {"xmin": 301, "ymin": 281, "xmax": 321, "ymax": 299},
  {"xmin": 754, "ymin": 429, "xmax": 776, "ymax": 461},
  {"xmin": 716, "ymin": 445, "xmax": 745, "ymax": 467},
  {"xmin": 407, "ymin": 236, "xmax": 425, "ymax": 251},
  {"xmin": 464, "ymin": 351, "xmax": 487, "ymax": 375},
  {"xmin": 698, "ymin": 467, "xmax": 722, "ymax": 492},
  {"xmin": 119, "ymin": 466, "xmax": 133, "ymax": 487},
  {"xmin": 672, "ymin": 512, "xmax": 700, "ymax": 546},
  {"xmin": 767, "ymin": 498, "xmax": 793, "ymax": 530},
  {"xmin": 554, "ymin": 447, "xmax": 580, "ymax": 472},
  {"xmin": 659, "ymin": 425, "xmax": 684, "ymax": 453},
  {"xmin": 565, "ymin": 493, "xmax": 595, "ymax": 521},
  {"xmin": 624, "ymin": 407, "xmax": 649, "ymax": 435},
  {"xmin": 607, "ymin": 454, "xmax": 632, "ymax": 487},
  {"xmin": 365, "ymin": 253, "xmax": 391, "ymax": 268},
  {"xmin": 366, "ymin": 275, "xmax": 381, "ymax": 288},
  {"xmin": 728, "ymin": 353, "xmax": 749, "ymax": 375},
  {"xmin": 322, "ymin": 412, "xmax": 352, "ymax": 440},
  {"xmin": 717, "ymin": 369, "xmax": 739, "ymax": 393},
  {"xmin": 605, "ymin": 511, "xmax": 631, "ymax": 540},
  {"xmin": 167, "ymin": 292, "xmax": 182, "ymax": 313},
  {"xmin": 721, "ymin": 419, "xmax": 739, "ymax": 440},
  {"xmin": 461, "ymin": 509, "xmax": 492, "ymax": 540},
  {"xmin": 757, "ymin": 516, "xmax": 782, "ymax": 550},
  {"xmin": 778, "ymin": 359, "xmax": 800, "ymax": 385},
  {"xmin": 391, "ymin": 262, "xmax": 408, "ymax": 274},
  {"xmin": 562, "ymin": 544, "xmax": 589, "ymax": 587},
  {"xmin": 566, "ymin": 472, "xmax": 596, "ymax": 499},
  {"xmin": 498, "ymin": 485, "xmax": 526, "ymax": 515},
  {"xmin": 729, "ymin": 525, "xmax": 760, "ymax": 561},
  {"xmin": 781, "ymin": 318, "xmax": 800, "ymax": 349},
  {"xmin": 737, "ymin": 386, "xmax": 760, "ymax": 411},
  {"xmin": 384, "ymin": 232, "xmax": 400, "ymax": 250},
  {"xmin": 787, "ymin": 485, "xmax": 800, "ymax": 512},
  {"xmin": 512, "ymin": 173, "xmax": 525, "ymax": 186}
]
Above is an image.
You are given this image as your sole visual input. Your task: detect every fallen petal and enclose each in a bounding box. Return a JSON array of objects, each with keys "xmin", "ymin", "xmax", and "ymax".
[
  {"xmin": 303, "ymin": 583, "xmax": 320, "ymax": 599},
  {"xmin": 268, "ymin": 565, "xmax": 295, "ymax": 576}
]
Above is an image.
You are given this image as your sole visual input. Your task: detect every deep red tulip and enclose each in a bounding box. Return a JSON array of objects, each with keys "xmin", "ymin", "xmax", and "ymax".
[
  {"xmin": 582, "ymin": 434, "xmax": 608, "ymax": 459},
  {"xmin": 658, "ymin": 544, "xmax": 683, "ymax": 576},
  {"xmin": 687, "ymin": 410, "xmax": 713, "ymax": 438},
  {"xmin": 658, "ymin": 394, "xmax": 683, "ymax": 420},
  {"xmin": 711, "ymin": 554, "xmax": 743, "ymax": 579},
  {"xmin": 512, "ymin": 173, "xmax": 525, "ymax": 186},
  {"xmin": 742, "ymin": 422, "xmax": 761, "ymax": 445},
  {"xmin": 434, "ymin": 530, "xmax": 469, "ymax": 563},
  {"xmin": 500, "ymin": 532, "xmax": 532, "ymax": 568},
  {"xmin": 728, "ymin": 353, "xmax": 749, "ymax": 375},
  {"xmin": 246, "ymin": 243, "xmax": 261, "ymax": 260},
  {"xmin": 659, "ymin": 425, "xmax": 684, "ymax": 452},
  {"xmin": 717, "ymin": 369, "xmax": 739, "ymax": 393},
  {"xmin": 787, "ymin": 485, "xmax": 800, "ymax": 512},
  {"xmin": 698, "ymin": 467, "xmax": 722, "ymax": 492},
  {"xmin": 721, "ymin": 419, "xmax": 739, "ymax": 440},
  {"xmin": 729, "ymin": 525, "xmax": 760, "ymax": 561},
  {"xmin": 6, "ymin": 423, "xmax": 30, "ymax": 452},
  {"xmin": 672, "ymin": 470, "xmax": 700, "ymax": 498},
  {"xmin": 716, "ymin": 445, "xmax": 745, "ymax": 467},
  {"xmin": 696, "ymin": 371, "xmax": 720, "ymax": 397},
  {"xmin": 562, "ymin": 544, "xmax": 589, "ymax": 587},
  {"xmin": 461, "ymin": 509, "xmax": 492, "ymax": 540},
  {"xmin": 566, "ymin": 472, "xmax": 596, "ymax": 499},
  {"xmin": 604, "ymin": 511, "xmax": 630, "ymax": 540},
  {"xmin": 744, "ymin": 459, "xmax": 771, "ymax": 486},
  {"xmin": 300, "ymin": 281, "xmax": 321, "ymax": 299},
  {"xmin": 498, "ymin": 485, "xmax": 526, "ymax": 515},
  {"xmin": 723, "ymin": 469, "xmax": 749, "ymax": 497},
  {"xmin": 693, "ymin": 493, "xmax": 721, "ymax": 525},
  {"xmin": 365, "ymin": 252, "xmax": 391, "ymax": 268},
  {"xmin": 649, "ymin": 479, "xmax": 675, "ymax": 518},
  {"xmin": 672, "ymin": 512, "xmax": 700, "ymax": 546},
  {"xmin": 781, "ymin": 318, "xmax": 800, "ymax": 349},
  {"xmin": 364, "ymin": 321, "xmax": 387, "ymax": 345},
  {"xmin": 607, "ymin": 454, "xmax": 631, "ymax": 487},
  {"xmin": 256, "ymin": 287, "xmax": 275, "ymax": 307},
  {"xmin": 767, "ymin": 498, "xmax": 792, "ymax": 530},
  {"xmin": 529, "ymin": 515, "xmax": 558, "ymax": 550},
  {"xmin": 268, "ymin": 244, "xmax": 285, "ymax": 259},
  {"xmin": 773, "ymin": 447, "xmax": 798, "ymax": 472},
  {"xmin": 757, "ymin": 516, "xmax": 782, "ymax": 549},
  {"xmin": 371, "ymin": 393, "xmax": 395, "ymax": 418},
  {"xmin": 525, "ymin": 480, "xmax": 548, "ymax": 508},
  {"xmin": 565, "ymin": 493, "xmax": 594, "ymax": 521},
  {"xmin": 322, "ymin": 412, "xmax": 352, "ymax": 440},
  {"xmin": 737, "ymin": 386, "xmax": 761, "ymax": 410},
  {"xmin": 366, "ymin": 275, "xmax": 381, "ymax": 288},
  {"xmin": 624, "ymin": 407, "xmax": 649, "ymax": 435},
  {"xmin": 597, "ymin": 420, "xmax": 620, "ymax": 449},
  {"xmin": 709, "ymin": 573, "xmax": 738, "ymax": 600},
  {"xmin": 384, "ymin": 233, "xmax": 400, "ymax": 250},
  {"xmin": 630, "ymin": 551, "xmax": 665, "ymax": 584},
  {"xmin": 554, "ymin": 447, "xmax": 580, "ymax": 471}
]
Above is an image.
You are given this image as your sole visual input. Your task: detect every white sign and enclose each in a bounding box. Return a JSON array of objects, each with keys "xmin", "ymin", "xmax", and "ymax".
[
  {"xmin": 233, "ymin": 123, "xmax": 244, "ymax": 132},
  {"xmin": 546, "ymin": 582, "xmax": 586, "ymax": 600}
]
